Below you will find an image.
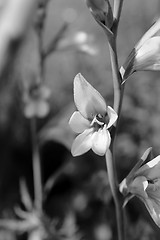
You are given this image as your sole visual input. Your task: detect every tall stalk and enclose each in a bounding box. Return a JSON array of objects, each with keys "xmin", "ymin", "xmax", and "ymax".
[
  {"xmin": 105, "ymin": 1, "xmax": 125, "ymax": 239},
  {"xmin": 106, "ymin": 37, "xmax": 125, "ymax": 239},
  {"xmin": 30, "ymin": 117, "xmax": 42, "ymax": 213}
]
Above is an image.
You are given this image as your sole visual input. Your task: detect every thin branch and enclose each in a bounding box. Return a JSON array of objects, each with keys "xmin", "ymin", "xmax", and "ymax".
[
  {"xmin": 35, "ymin": 0, "xmax": 50, "ymax": 81},
  {"xmin": 42, "ymin": 23, "xmax": 68, "ymax": 59},
  {"xmin": 31, "ymin": 117, "xmax": 43, "ymax": 213}
]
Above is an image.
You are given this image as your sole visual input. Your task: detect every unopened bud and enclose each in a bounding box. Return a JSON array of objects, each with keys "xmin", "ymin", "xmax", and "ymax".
[{"xmin": 86, "ymin": 0, "xmax": 113, "ymax": 29}]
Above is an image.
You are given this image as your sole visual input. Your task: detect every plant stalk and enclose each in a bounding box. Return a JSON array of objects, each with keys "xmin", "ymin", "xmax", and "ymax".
[
  {"xmin": 31, "ymin": 117, "xmax": 43, "ymax": 213},
  {"xmin": 108, "ymin": 38, "xmax": 122, "ymax": 114},
  {"xmin": 106, "ymin": 9, "xmax": 125, "ymax": 239},
  {"xmin": 105, "ymin": 150, "xmax": 125, "ymax": 240}
]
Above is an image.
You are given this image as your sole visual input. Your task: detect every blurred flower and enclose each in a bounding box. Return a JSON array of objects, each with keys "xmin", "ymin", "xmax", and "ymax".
[
  {"xmin": 120, "ymin": 148, "xmax": 160, "ymax": 228},
  {"xmin": 23, "ymin": 84, "xmax": 51, "ymax": 118},
  {"xmin": 69, "ymin": 73, "xmax": 117, "ymax": 156},
  {"xmin": 94, "ymin": 224, "xmax": 112, "ymax": 240},
  {"xmin": 58, "ymin": 212, "xmax": 82, "ymax": 240},
  {"xmin": 57, "ymin": 31, "xmax": 98, "ymax": 55},
  {"xmin": 120, "ymin": 18, "xmax": 160, "ymax": 81},
  {"xmin": 85, "ymin": 0, "xmax": 113, "ymax": 29}
]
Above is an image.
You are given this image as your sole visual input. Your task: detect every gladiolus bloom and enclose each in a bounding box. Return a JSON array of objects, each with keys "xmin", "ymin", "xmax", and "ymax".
[
  {"xmin": 120, "ymin": 151, "xmax": 160, "ymax": 228},
  {"xmin": 69, "ymin": 73, "xmax": 117, "ymax": 156},
  {"xmin": 120, "ymin": 18, "xmax": 160, "ymax": 81}
]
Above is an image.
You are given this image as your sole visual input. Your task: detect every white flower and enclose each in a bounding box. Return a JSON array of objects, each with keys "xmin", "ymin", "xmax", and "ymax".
[
  {"xmin": 69, "ymin": 73, "xmax": 117, "ymax": 156},
  {"xmin": 120, "ymin": 148, "xmax": 160, "ymax": 228}
]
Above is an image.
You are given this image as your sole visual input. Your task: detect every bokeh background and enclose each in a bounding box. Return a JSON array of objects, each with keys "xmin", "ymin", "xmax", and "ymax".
[{"xmin": 0, "ymin": 0, "xmax": 160, "ymax": 239}]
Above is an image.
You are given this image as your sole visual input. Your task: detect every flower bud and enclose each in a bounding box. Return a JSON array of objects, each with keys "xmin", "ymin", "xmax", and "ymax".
[
  {"xmin": 86, "ymin": 0, "xmax": 113, "ymax": 29},
  {"xmin": 120, "ymin": 18, "xmax": 160, "ymax": 81}
]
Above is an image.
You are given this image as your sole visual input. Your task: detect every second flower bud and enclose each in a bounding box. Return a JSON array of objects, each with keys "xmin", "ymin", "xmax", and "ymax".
[{"xmin": 86, "ymin": 0, "xmax": 113, "ymax": 29}]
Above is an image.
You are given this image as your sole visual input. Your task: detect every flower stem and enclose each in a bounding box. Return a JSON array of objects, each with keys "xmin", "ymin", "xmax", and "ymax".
[
  {"xmin": 30, "ymin": 117, "xmax": 43, "ymax": 213},
  {"xmin": 106, "ymin": 7, "xmax": 125, "ymax": 239},
  {"xmin": 107, "ymin": 48, "xmax": 126, "ymax": 239},
  {"xmin": 105, "ymin": 150, "xmax": 125, "ymax": 240},
  {"xmin": 108, "ymin": 39, "xmax": 122, "ymax": 113}
]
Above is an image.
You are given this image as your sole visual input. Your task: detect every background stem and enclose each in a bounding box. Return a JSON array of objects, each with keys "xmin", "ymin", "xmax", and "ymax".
[{"xmin": 31, "ymin": 117, "xmax": 43, "ymax": 212}]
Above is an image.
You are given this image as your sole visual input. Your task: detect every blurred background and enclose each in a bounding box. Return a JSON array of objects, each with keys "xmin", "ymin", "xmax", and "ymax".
[{"xmin": 0, "ymin": 0, "xmax": 160, "ymax": 239}]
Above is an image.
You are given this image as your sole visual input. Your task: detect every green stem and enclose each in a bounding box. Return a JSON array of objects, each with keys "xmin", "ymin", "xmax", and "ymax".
[
  {"xmin": 31, "ymin": 117, "xmax": 43, "ymax": 212},
  {"xmin": 105, "ymin": 151, "xmax": 125, "ymax": 240},
  {"xmin": 108, "ymin": 38, "xmax": 122, "ymax": 113},
  {"xmin": 105, "ymin": 150, "xmax": 118, "ymax": 200},
  {"xmin": 106, "ymin": 12, "xmax": 125, "ymax": 240},
  {"xmin": 108, "ymin": 42, "xmax": 125, "ymax": 240}
]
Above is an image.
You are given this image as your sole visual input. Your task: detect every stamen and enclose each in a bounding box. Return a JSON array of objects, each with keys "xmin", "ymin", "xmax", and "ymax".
[
  {"xmin": 90, "ymin": 114, "xmax": 104, "ymax": 129},
  {"xmin": 96, "ymin": 119, "xmax": 104, "ymax": 126},
  {"xmin": 90, "ymin": 115, "xmax": 97, "ymax": 126}
]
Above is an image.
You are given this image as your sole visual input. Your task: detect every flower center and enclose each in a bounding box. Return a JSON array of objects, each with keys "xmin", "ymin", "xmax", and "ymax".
[
  {"xmin": 90, "ymin": 113, "xmax": 109, "ymax": 131},
  {"xmin": 28, "ymin": 84, "xmax": 42, "ymax": 101}
]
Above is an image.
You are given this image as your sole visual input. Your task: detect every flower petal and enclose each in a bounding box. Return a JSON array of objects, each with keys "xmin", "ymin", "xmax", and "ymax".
[
  {"xmin": 143, "ymin": 197, "xmax": 160, "ymax": 228},
  {"xmin": 92, "ymin": 127, "xmax": 111, "ymax": 156},
  {"xmin": 135, "ymin": 37, "xmax": 160, "ymax": 71},
  {"xmin": 69, "ymin": 111, "xmax": 90, "ymax": 133},
  {"xmin": 74, "ymin": 73, "xmax": 107, "ymax": 119},
  {"xmin": 36, "ymin": 101, "xmax": 50, "ymax": 118},
  {"xmin": 142, "ymin": 180, "xmax": 160, "ymax": 227},
  {"xmin": 136, "ymin": 18, "xmax": 160, "ymax": 50},
  {"xmin": 24, "ymin": 102, "xmax": 37, "ymax": 118},
  {"xmin": 71, "ymin": 128, "xmax": 94, "ymax": 156},
  {"xmin": 120, "ymin": 48, "xmax": 136, "ymax": 80},
  {"xmin": 147, "ymin": 179, "xmax": 160, "ymax": 201},
  {"xmin": 129, "ymin": 176, "xmax": 148, "ymax": 199},
  {"xmin": 107, "ymin": 106, "xmax": 118, "ymax": 129},
  {"xmin": 120, "ymin": 18, "xmax": 160, "ymax": 81},
  {"xmin": 135, "ymin": 155, "xmax": 160, "ymax": 179},
  {"xmin": 128, "ymin": 176, "xmax": 160, "ymax": 227},
  {"xmin": 39, "ymin": 86, "xmax": 51, "ymax": 99}
]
